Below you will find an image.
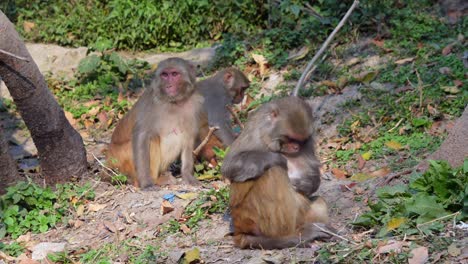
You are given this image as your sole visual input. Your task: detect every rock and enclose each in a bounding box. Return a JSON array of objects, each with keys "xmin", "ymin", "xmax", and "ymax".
[
  {"xmin": 419, "ymin": 106, "xmax": 468, "ymax": 170},
  {"xmin": 25, "ymin": 43, "xmax": 88, "ymax": 80},
  {"xmin": 31, "ymin": 242, "xmax": 66, "ymax": 260},
  {"xmin": 24, "ymin": 44, "xmax": 217, "ymax": 81}
]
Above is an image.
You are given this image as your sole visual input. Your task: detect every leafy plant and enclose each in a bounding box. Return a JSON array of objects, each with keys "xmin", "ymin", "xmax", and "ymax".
[
  {"xmin": 0, "ymin": 181, "xmax": 95, "ymax": 239},
  {"xmin": 353, "ymin": 160, "xmax": 467, "ymax": 237},
  {"xmin": 161, "ymin": 187, "xmax": 229, "ymax": 234},
  {"xmin": 0, "ymin": 241, "xmax": 25, "ymax": 257}
]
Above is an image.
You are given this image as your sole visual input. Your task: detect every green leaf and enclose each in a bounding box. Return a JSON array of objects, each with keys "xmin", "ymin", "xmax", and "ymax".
[
  {"xmin": 78, "ymin": 55, "xmax": 101, "ymax": 74},
  {"xmin": 412, "ymin": 117, "xmax": 430, "ymax": 127},
  {"xmin": 92, "ymin": 38, "xmax": 113, "ymax": 52},
  {"xmin": 406, "ymin": 193, "xmax": 448, "ymax": 223},
  {"xmin": 376, "ymin": 184, "xmax": 409, "ymax": 198},
  {"xmin": 109, "ymin": 52, "xmax": 129, "ymax": 74}
]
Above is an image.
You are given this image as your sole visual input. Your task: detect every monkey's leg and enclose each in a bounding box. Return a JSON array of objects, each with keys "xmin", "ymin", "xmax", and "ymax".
[
  {"xmin": 180, "ymin": 140, "xmax": 200, "ymax": 185},
  {"xmin": 149, "ymin": 137, "xmax": 162, "ymax": 184}
]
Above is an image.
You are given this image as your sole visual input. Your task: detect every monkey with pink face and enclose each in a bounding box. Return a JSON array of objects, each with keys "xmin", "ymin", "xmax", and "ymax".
[{"xmin": 106, "ymin": 57, "xmax": 204, "ymax": 189}]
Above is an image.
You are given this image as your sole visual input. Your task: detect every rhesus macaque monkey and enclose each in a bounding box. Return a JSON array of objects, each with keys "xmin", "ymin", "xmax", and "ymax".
[
  {"xmin": 222, "ymin": 96, "xmax": 322, "ymax": 198},
  {"xmin": 197, "ymin": 68, "xmax": 250, "ymax": 161},
  {"xmin": 106, "ymin": 57, "xmax": 203, "ymax": 189},
  {"xmin": 221, "ymin": 96, "xmax": 329, "ymax": 249}
]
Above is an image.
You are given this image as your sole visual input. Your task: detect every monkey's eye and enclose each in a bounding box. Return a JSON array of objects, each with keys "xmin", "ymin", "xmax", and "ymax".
[
  {"xmin": 161, "ymin": 72, "xmax": 169, "ymax": 78},
  {"xmin": 171, "ymin": 72, "xmax": 179, "ymax": 77}
]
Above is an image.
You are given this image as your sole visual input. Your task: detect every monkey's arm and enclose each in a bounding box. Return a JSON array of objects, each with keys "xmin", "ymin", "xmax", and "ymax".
[
  {"xmin": 222, "ymin": 151, "xmax": 287, "ymax": 182},
  {"xmin": 132, "ymin": 128, "xmax": 154, "ymax": 189}
]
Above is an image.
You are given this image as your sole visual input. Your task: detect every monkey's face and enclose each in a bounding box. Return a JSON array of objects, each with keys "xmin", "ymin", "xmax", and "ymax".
[
  {"xmin": 155, "ymin": 63, "xmax": 195, "ymax": 103},
  {"xmin": 160, "ymin": 67, "xmax": 184, "ymax": 97},
  {"xmin": 231, "ymin": 82, "xmax": 249, "ymax": 104}
]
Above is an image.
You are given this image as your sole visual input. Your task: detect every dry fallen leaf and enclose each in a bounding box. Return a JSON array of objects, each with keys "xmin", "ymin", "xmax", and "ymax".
[
  {"xmin": 357, "ymin": 155, "xmax": 366, "ymax": 170},
  {"xmin": 287, "ymin": 46, "xmax": 309, "ymax": 61},
  {"xmin": 442, "ymin": 44, "xmax": 453, "ymax": 55},
  {"xmin": 448, "ymin": 243, "xmax": 461, "ymax": 257},
  {"xmin": 377, "ymin": 240, "xmax": 408, "ymax": 254},
  {"xmin": 408, "ymin": 246, "xmax": 429, "ymax": 264},
  {"xmin": 251, "ymin": 53, "xmax": 269, "ymax": 76},
  {"xmin": 385, "ymin": 140, "xmax": 403, "ymax": 150},
  {"xmin": 88, "ymin": 106, "xmax": 100, "ymax": 116},
  {"xmin": 180, "ymin": 224, "xmax": 191, "ymax": 234},
  {"xmin": 161, "ymin": 200, "xmax": 174, "ymax": 215},
  {"xmin": 23, "ymin": 21, "xmax": 36, "ymax": 33},
  {"xmin": 350, "ymin": 173, "xmax": 374, "ymax": 182},
  {"xmin": 88, "ymin": 203, "xmax": 107, "ymax": 212},
  {"xmin": 76, "ymin": 204, "xmax": 85, "ymax": 216},
  {"xmin": 438, "ymin": 66, "xmax": 452, "ymax": 75},
  {"xmin": 64, "ymin": 111, "xmax": 77, "ymax": 127},
  {"xmin": 331, "ymin": 168, "xmax": 348, "ymax": 179},
  {"xmin": 441, "ymin": 85, "xmax": 460, "ymax": 94},
  {"xmin": 395, "ymin": 57, "xmax": 414, "ymax": 65},
  {"xmin": 176, "ymin": 192, "xmax": 198, "ymax": 200},
  {"xmin": 453, "ymin": 80, "xmax": 463, "ymax": 87},
  {"xmin": 369, "ymin": 167, "xmax": 391, "ymax": 177}
]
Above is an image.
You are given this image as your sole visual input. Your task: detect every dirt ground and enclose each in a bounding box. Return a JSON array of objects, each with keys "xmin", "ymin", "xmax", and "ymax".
[{"xmin": 1, "ymin": 41, "xmax": 465, "ymax": 263}]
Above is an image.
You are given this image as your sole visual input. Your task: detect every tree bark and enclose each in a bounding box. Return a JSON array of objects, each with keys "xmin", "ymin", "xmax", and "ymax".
[
  {"xmin": 0, "ymin": 11, "xmax": 87, "ymax": 184},
  {"xmin": 0, "ymin": 124, "xmax": 18, "ymax": 194}
]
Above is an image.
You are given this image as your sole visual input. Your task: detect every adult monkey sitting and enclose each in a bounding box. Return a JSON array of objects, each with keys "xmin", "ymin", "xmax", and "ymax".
[
  {"xmin": 222, "ymin": 96, "xmax": 331, "ymax": 249},
  {"xmin": 196, "ymin": 68, "xmax": 250, "ymax": 162},
  {"xmin": 106, "ymin": 57, "xmax": 204, "ymax": 189}
]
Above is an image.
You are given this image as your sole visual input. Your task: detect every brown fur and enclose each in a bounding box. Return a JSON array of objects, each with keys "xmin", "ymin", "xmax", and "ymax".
[
  {"xmin": 197, "ymin": 68, "xmax": 250, "ymax": 162},
  {"xmin": 222, "ymin": 96, "xmax": 331, "ymax": 249},
  {"xmin": 230, "ymin": 166, "xmax": 329, "ymax": 249},
  {"xmin": 106, "ymin": 58, "xmax": 203, "ymax": 188}
]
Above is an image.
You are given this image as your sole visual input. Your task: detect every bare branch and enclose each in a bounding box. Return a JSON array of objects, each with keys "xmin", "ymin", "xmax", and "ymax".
[
  {"xmin": 0, "ymin": 48, "xmax": 29, "ymax": 61},
  {"xmin": 193, "ymin": 126, "xmax": 219, "ymax": 156},
  {"xmin": 293, "ymin": 0, "xmax": 359, "ymax": 96},
  {"xmin": 226, "ymin": 105, "xmax": 244, "ymax": 129}
]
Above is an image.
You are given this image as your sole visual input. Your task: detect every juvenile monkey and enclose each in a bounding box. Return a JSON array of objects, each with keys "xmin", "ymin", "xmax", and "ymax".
[
  {"xmin": 196, "ymin": 68, "xmax": 250, "ymax": 162},
  {"xmin": 222, "ymin": 96, "xmax": 322, "ymax": 198},
  {"xmin": 221, "ymin": 96, "xmax": 330, "ymax": 249},
  {"xmin": 106, "ymin": 57, "xmax": 203, "ymax": 189}
]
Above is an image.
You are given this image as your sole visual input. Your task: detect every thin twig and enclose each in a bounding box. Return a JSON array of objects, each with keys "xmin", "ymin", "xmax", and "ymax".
[
  {"xmin": 312, "ymin": 223, "xmax": 358, "ymax": 245},
  {"xmin": 376, "ymin": 168, "xmax": 413, "ymax": 188},
  {"xmin": 92, "ymin": 153, "xmax": 119, "ymax": 176},
  {"xmin": 193, "ymin": 126, "xmax": 219, "ymax": 156},
  {"xmin": 0, "ymin": 48, "xmax": 29, "ymax": 61},
  {"xmin": 226, "ymin": 105, "xmax": 244, "ymax": 129},
  {"xmin": 293, "ymin": 0, "xmax": 360, "ymax": 96},
  {"xmin": 417, "ymin": 212, "xmax": 460, "ymax": 227},
  {"xmin": 387, "ymin": 118, "xmax": 404, "ymax": 133}
]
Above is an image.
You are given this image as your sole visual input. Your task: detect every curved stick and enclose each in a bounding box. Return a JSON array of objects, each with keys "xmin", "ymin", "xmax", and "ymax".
[{"xmin": 292, "ymin": 0, "xmax": 359, "ymax": 96}]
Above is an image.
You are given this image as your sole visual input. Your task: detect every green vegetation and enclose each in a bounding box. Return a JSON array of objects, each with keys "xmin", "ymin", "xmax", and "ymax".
[
  {"xmin": 47, "ymin": 241, "xmax": 164, "ymax": 264},
  {"xmin": 354, "ymin": 160, "xmax": 467, "ymax": 236},
  {"xmin": 317, "ymin": 160, "xmax": 467, "ymax": 263},
  {"xmin": 0, "ymin": 181, "xmax": 95, "ymax": 239},
  {"xmin": 160, "ymin": 187, "xmax": 229, "ymax": 235}
]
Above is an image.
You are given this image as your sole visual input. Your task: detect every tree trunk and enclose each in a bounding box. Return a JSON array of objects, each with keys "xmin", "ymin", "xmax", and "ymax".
[
  {"xmin": 0, "ymin": 124, "xmax": 18, "ymax": 194},
  {"xmin": 0, "ymin": 11, "xmax": 87, "ymax": 184}
]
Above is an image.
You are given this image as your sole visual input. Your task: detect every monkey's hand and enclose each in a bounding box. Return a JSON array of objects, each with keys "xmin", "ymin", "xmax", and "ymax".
[{"xmin": 222, "ymin": 151, "xmax": 287, "ymax": 182}]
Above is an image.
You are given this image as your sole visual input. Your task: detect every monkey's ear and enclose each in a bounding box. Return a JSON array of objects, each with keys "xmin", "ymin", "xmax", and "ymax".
[
  {"xmin": 224, "ymin": 71, "xmax": 234, "ymax": 87},
  {"xmin": 268, "ymin": 105, "xmax": 280, "ymax": 119}
]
